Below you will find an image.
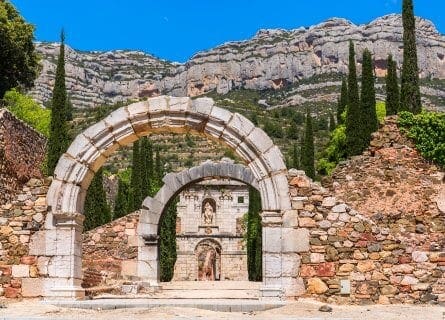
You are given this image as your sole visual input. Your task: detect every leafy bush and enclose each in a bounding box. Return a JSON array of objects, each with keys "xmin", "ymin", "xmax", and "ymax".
[
  {"xmin": 317, "ymin": 125, "xmax": 347, "ymax": 175},
  {"xmin": 398, "ymin": 111, "xmax": 445, "ymax": 168},
  {"xmin": 376, "ymin": 101, "xmax": 386, "ymax": 124},
  {"xmin": 3, "ymin": 89, "xmax": 51, "ymax": 137},
  {"xmin": 317, "ymin": 102, "xmax": 387, "ymax": 176}
]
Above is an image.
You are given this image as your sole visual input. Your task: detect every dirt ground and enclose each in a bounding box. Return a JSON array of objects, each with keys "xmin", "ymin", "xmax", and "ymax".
[{"xmin": 0, "ymin": 298, "xmax": 443, "ymax": 320}]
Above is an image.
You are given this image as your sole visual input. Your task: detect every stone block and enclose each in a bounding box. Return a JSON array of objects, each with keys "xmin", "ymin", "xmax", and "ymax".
[
  {"xmin": 332, "ymin": 203, "xmax": 348, "ymax": 213},
  {"xmin": 272, "ymin": 174, "xmax": 292, "ymax": 211},
  {"xmin": 258, "ymin": 178, "xmax": 279, "ymax": 211},
  {"xmin": 321, "ymin": 197, "xmax": 336, "ymax": 207},
  {"xmin": 12, "ymin": 264, "xmax": 29, "ymax": 278},
  {"xmin": 21, "ymin": 278, "xmax": 44, "ymax": 297},
  {"xmin": 191, "ymin": 97, "xmax": 214, "ymax": 116},
  {"xmin": 147, "ymin": 96, "xmax": 168, "ymax": 113},
  {"xmin": 282, "ymin": 228, "xmax": 309, "ymax": 253},
  {"xmin": 4, "ymin": 287, "xmax": 20, "ymax": 298},
  {"xmin": 82, "ymin": 120, "xmax": 117, "ymax": 157},
  {"xmin": 203, "ymin": 118, "xmax": 226, "ymax": 139},
  {"xmin": 263, "ymin": 227, "xmax": 282, "ymax": 253},
  {"xmin": 282, "ymin": 253, "xmax": 301, "ymax": 277},
  {"xmin": 262, "ymin": 146, "xmax": 287, "ymax": 173},
  {"xmin": 282, "ymin": 210, "xmax": 299, "ymax": 227},
  {"xmin": 226, "ymin": 112, "xmax": 255, "ymax": 137},
  {"xmin": 264, "ymin": 253, "xmax": 282, "ymax": 277},
  {"xmin": 282, "ymin": 277, "xmax": 305, "ymax": 297},
  {"xmin": 53, "ymin": 154, "xmax": 92, "ymax": 189},
  {"xmin": 245, "ymin": 127, "xmax": 274, "ymax": 155},
  {"xmin": 306, "ymin": 277, "xmax": 328, "ymax": 294},
  {"xmin": 127, "ymin": 102, "xmax": 151, "ymax": 136},
  {"xmin": 236, "ymin": 142, "xmax": 257, "ymax": 163}
]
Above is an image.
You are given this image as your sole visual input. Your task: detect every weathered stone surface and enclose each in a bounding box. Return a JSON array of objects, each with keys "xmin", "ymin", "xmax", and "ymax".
[
  {"xmin": 307, "ymin": 278, "xmax": 329, "ymax": 294},
  {"xmin": 21, "ymin": 278, "xmax": 44, "ymax": 297},
  {"xmin": 11, "ymin": 265, "xmax": 29, "ymax": 278}
]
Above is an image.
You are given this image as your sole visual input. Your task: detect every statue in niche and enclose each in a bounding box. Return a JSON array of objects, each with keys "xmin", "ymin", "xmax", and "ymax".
[{"xmin": 203, "ymin": 201, "xmax": 214, "ymax": 225}]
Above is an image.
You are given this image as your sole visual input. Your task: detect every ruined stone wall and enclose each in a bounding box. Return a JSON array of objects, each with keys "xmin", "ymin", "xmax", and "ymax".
[
  {"xmin": 0, "ymin": 178, "xmax": 49, "ymax": 298},
  {"xmin": 290, "ymin": 170, "xmax": 444, "ymax": 304},
  {"xmin": 0, "ymin": 109, "xmax": 46, "ymax": 205},
  {"xmin": 81, "ymin": 213, "xmax": 139, "ymax": 287}
]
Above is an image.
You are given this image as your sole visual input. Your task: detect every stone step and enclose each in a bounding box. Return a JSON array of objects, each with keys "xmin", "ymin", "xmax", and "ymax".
[
  {"xmin": 160, "ymin": 281, "xmax": 261, "ymax": 291},
  {"xmin": 151, "ymin": 289, "xmax": 260, "ymax": 299}
]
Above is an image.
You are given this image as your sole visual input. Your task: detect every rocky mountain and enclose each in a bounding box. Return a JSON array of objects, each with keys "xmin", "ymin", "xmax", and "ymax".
[{"xmin": 29, "ymin": 14, "xmax": 445, "ymax": 110}]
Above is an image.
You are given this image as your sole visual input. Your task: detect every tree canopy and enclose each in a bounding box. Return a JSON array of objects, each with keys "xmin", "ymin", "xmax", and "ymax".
[{"xmin": 0, "ymin": 1, "xmax": 39, "ymax": 98}]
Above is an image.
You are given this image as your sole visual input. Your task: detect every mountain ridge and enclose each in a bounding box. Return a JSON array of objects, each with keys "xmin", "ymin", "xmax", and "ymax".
[{"xmin": 29, "ymin": 14, "xmax": 445, "ymax": 110}]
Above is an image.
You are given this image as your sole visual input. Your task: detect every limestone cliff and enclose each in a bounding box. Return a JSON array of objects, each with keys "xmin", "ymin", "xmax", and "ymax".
[{"xmin": 29, "ymin": 15, "xmax": 445, "ymax": 110}]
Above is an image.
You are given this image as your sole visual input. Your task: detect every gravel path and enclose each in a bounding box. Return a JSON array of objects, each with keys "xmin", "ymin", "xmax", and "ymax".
[{"xmin": 0, "ymin": 298, "xmax": 443, "ymax": 320}]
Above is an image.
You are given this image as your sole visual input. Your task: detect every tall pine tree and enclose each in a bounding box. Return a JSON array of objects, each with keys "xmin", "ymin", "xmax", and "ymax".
[
  {"xmin": 386, "ymin": 54, "xmax": 401, "ymax": 115},
  {"xmin": 114, "ymin": 178, "xmax": 129, "ymax": 219},
  {"xmin": 129, "ymin": 140, "xmax": 142, "ymax": 212},
  {"xmin": 140, "ymin": 137, "xmax": 151, "ymax": 199},
  {"xmin": 360, "ymin": 49, "xmax": 378, "ymax": 146},
  {"xmin": 84, "ymin": 168, "xmax": 111, "ymax": 231},
  {"xmin": 337, "ymin": 78, "xmax": 348, "ymax": 124},
  {"xmin": 291, "ymin": 143, "xmax": 299, "ymax": 169},
  {"xmin": 46, "ymin": 30, "xmax": 70, "ymax": 175},
  {"xmin": 301, "ymin": 111, "xmax": 315, "ymax": 179},
  {"xmin": 154, "ymin": 148, "xmax": 163, "ymax": 189},
  {"xmin": 401, "ymin": 0, "xmax": 421, "ymax": 114},
  {"xmin": 246, "ymin": 187, "xmax": 262, "ymax": 281},
  {"xmin": 345, "ymin": 41, "xmax": 363, "ymax": 156},
  {"xmin": 159, "ymin": 198, "xmax": 178, "ymax": 281}
]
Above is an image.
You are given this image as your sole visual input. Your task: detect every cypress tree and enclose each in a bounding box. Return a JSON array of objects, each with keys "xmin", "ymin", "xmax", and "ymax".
[
  {"xmin": 129, "ymin": 140, "xmax": 142, "ymax": 212},
  {"xmin": 386, "ymin": 54, "xmax": 401, "ymax": 115},
  {"xmin": 329, "ymin": 112, "xmax": 336, "ymax": 132},
  {"xmin": 140, "ymin": 137, "xmax": 151, "ymax": 199},
  {"xmin": 345, "ymin": 40, "xmax": 363, "ymax": 156},
  {"xmin": 154, "ymin": 148, "xmax": 163, "ymax": 189},
  {"xmin": 360, "ymin": 49, "xmax": 378, "ymax": 146},
  {"xmin": 247, "ymin": 186, "xmax": 262, "ymax": 281},
  {"xmin": 301, "ymin": 111, "xmax": 315, "ymax": 179},
  {"xmin": 401, "ymin": 0, "xmax": 421, "ymax": 114},
  {"xmin": 46, "ymin": 30, "xmax": 70, "ymax": 175},
  {"xmin": 291, "ymin": 143, "xmax": 299, "ymax": 169},
  {"xmin": 159, "ymin": 198, "xmax": 178, "ymax": 281},
  {"xmin": 84, "ymin": 168, "xmax": 111, "ymax": 231},
  {"xmin": 337, "ymin": 78, "xmax": 348, "ymax": 124},
  {"xmin": 147, "ymin": 140, "xmax": 154, "ymax": 188},
  {"xmin": 114, "ymin": 178, "xmax": 129, "ymax": 219}
]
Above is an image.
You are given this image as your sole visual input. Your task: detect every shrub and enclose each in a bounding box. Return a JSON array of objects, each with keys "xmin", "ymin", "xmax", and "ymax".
[
  {"xmin": 3, "ymin": 89, "xmax": 51, "ymax": 137},
  {"xmin": 398, "ymin": 111, "xmax": 445, "ymax": 168},
  {"xmin": 317, "ymin": 124, "xmax": 347, "ymax": 175}
]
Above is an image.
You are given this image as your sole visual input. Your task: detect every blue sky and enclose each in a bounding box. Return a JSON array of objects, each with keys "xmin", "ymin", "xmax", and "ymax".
[{"xmin": 10, "ymin": 0, "xmax": 445, "ymax": 63}]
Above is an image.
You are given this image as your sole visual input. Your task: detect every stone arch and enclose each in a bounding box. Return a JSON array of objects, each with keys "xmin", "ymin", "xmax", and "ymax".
[{"xmin": 41, "ymin": 96, "xmax": 303, "ymax": 300}]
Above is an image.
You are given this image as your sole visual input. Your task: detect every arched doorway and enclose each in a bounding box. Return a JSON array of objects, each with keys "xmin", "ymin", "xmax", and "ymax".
[
  {"xmin": 195, "ymin": 239, "xmax": 221, "ymax": 281},
  {"xmin": 40, "ymin": 96, "xmax": 306, "ymax": 300}
]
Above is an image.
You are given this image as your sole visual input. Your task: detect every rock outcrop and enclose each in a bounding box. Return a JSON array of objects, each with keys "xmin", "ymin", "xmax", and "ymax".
[
  {"xmin": 29, "ymin": 15, "xmax": 445, "ymax": 109},
  {"xmin": 0, "ymin": 109, "xmax": 47, "ymax": 205}
]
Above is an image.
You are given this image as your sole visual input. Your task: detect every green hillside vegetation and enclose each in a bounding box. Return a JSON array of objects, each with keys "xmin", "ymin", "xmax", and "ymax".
[
  {"xmin": 398, "ymin": 111, "xmax": 445, "ymax": 168},
  {"xmin": 3, "ymin": 89, "xmax": 51, "ymax": 137}
]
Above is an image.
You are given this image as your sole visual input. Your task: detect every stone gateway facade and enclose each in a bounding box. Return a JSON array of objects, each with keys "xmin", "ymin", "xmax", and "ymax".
[{"xmin": 174, "ymin": 179, "xmax": 249, "ymax": 281}]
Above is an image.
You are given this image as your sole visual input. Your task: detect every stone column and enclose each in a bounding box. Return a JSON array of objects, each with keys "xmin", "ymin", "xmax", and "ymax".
[
  {"xmin": 136, "ymin": 218, "xmax": 160, "ymax": 288},
  {"xmin": 260, "ymin": 211, "xmax": 284, "ymax": 300},
  {"xmin": 45, "ymin": 212, "xmax": 85, "ymax": 300}
]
